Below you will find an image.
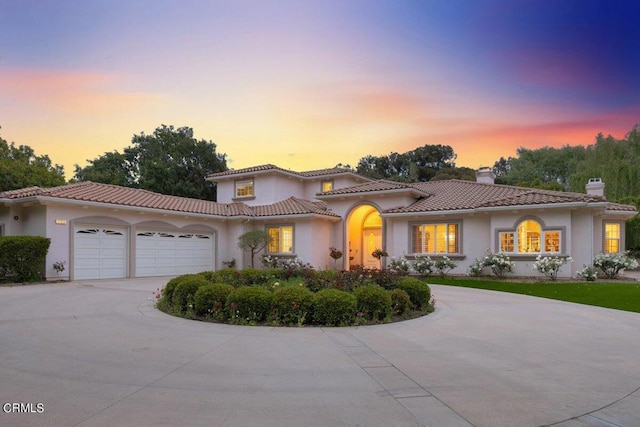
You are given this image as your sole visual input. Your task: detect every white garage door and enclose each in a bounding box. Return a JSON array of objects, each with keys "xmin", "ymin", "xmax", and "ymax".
[
  {"xmin": 135, "ymin": 230, "xmax": 214, "ymax": 277},
  {"xmin": 74, "ymin": 226, "xmax": 128, "ymax": 280}
]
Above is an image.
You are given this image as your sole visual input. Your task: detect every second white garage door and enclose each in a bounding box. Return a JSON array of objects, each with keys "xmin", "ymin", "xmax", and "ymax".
[{"xmin": 135, "ymin": 230, "xmax": 215, "ymax": 277}]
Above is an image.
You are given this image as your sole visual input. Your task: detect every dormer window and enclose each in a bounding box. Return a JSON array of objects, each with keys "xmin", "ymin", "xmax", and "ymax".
[
  {"xmin": 235, "ymin": 179, "xmax": 254, "ymax": 198},
  {"xmin": 321, "ymin": 180, "xmax": 333, "ymax": 192}
]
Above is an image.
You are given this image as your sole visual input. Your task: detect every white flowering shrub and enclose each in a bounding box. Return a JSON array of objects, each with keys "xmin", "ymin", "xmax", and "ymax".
[
  {"xmin": 593, "ymin": 252, "xmax": 639, "ymax": 279},
  {"xmin": 482, "ymin": 252, "xmax": 514, "ymax": 278},
  {"xmin": 434, "ymin": 256, "xmax": 458, "ymax": 277},
  {"xmin": 467, "ymin": 258, "xmax": 485, "ymax": 277},
  {"xmin": 576, "ymin": 265, "xmax": 598, "ymax": 281},
  {"xmin": 389, "ymin": 256, "xmax": 411, "ymax": 273},
  {"xmin": 533, "ymin": 255, "xmax": 572, "ymax": 281},
  {"xmin": 412, "ymin": 256, "xmax": 434, "ymax": 276}
]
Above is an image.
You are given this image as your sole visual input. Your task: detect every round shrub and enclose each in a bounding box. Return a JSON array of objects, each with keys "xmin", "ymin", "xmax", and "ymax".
[
  {"xmin": 313, "ymin": 289, "xmax": 357, "ymax": 326},
  {"xmin": 272, "ymin": 286, "xmax": 315, "ymax": 325},
  {"xmin": 390, "ymin": 288, "xmax": 412, "ymax": 315},
  {"xmin": 172, "ymin": 276, "xmax": 209, "ymax": 313},
  {"xmin": 162, "ymin": 274, "xmax": 200, "ymax": 303},
  {"xmin": 354, "ymin": 285, "xmax": 391, "ymax": 321},
  {"xmin": 226, "ymin": 286, "xmax": 272, "ymax": 322},
  {"xmin": 194, "ymin": 283, "xmax": 235, "ymax": 317},
  {"xmin": 396, "ymin": 277, "xmax": 431, "ymax": 309}
]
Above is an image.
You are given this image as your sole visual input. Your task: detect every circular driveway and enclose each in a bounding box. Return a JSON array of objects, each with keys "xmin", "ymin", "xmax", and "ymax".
[{"xmin": 0, "ymin": 278, "xmax": 639, "ymax": 427}]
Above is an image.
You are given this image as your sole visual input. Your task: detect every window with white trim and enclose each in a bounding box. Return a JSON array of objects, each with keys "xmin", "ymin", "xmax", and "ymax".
[
  {"xmin": 499, "ymin": 219, "xmax": 562, "ymax": 254},
  {"xmin": 604, "ymin": 222, "xmax": 620, "ymax": 253},
  {"xmin": 411, "ymin": 223, "xmax": 459, "ymax": 254},
  {"xmin": 235, "ymin": 179, "xmax": 254, "ymax": 198},
  {"xmin": 267, "ymin": 225, "xmax": 294, "ymax": 254},
  {"xmin": 321, "ymin": 180, "xmax": 333, "ymax": 192}
]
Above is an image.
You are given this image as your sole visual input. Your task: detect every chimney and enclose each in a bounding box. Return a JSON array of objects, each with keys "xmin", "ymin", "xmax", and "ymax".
[
  {"xmin": 586, "ymin": 178, "xmax": 605, "ymax": 197},
  {"xmin": 476, "ymin": 167, "xmax": 495, "ymax": 184}
]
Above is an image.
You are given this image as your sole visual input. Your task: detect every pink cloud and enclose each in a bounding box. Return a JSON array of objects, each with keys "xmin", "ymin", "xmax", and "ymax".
[{"xmin": 0, "ymin": 67, "xmax": 164, "ymax": 114}]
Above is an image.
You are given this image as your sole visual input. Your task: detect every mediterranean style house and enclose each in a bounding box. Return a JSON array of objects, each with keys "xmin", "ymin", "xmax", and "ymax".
[{"xmin": 0, "ymin": 164, "xmax": 636, "ymax": 281}]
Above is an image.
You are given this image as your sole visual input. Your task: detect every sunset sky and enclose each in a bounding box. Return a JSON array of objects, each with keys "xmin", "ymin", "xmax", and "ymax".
[{"xmin": 1, "ymin": 0, "xmax": 639, "ymax": 179}]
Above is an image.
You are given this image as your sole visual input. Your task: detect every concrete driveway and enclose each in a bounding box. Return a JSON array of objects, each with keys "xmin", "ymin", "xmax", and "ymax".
[{"xmin": 0, "ymin": 278, "xmax": 639, "ymax": 427}]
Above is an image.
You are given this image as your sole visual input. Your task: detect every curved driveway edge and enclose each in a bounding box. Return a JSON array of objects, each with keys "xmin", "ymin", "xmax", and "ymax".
[{"xmin": 0, "ymin": 278, "xmax": 638, "ymax": 426}]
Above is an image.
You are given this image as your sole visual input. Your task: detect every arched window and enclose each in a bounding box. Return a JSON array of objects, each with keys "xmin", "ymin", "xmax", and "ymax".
[
  {"xmin": 498, "ymin": 218, "xmax": 561, "ymax": 254},
  {"xmin": 517, "ymin": 219, "xmax": 541, "ymax": 253}
]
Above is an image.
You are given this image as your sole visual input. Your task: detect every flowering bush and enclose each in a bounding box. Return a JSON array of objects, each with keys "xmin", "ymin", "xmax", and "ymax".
[
  {"xmin": 412, "ymin": 255, "xmax": 434, "ymax": 276},
  {"xmin": 576, "ymin": 265, "xmax": 598, "ymax": 281},
  {"xmin": 434, "ymin": 256, "xmax": 458, "ymax": 277},
  {"xmin": 482, "ymin": 252, "xmax": 514, "ymax": 278},
  {"xmin": 389, "ymin": 256, "xmax": 411, "ymax": 273},
  {"xmin": 467, "ymin": 258, "xmax": 485, "ymax": 276},
  {"xmin": 593, "ymin": 252, "xmax": 639, "ymax": 279},
  {"xmin": 532, "ymin": 255, "xmax": 572, "ymax": 281}
]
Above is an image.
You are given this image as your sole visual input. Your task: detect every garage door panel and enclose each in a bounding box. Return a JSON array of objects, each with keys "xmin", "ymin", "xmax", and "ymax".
[
  {"xmin": 135, "ymin": 230, "xmax": 214, "ymax": 277},
  {"xmin": 74, "ymin": 226, "xmax": 128, "ymax": 280}
]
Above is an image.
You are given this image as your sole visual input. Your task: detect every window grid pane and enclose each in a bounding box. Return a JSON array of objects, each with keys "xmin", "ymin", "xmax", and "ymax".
[
  {"xmin": 604, "ymin": 223, "xmax": 620, "ymax": 253},
  {"xmin": 500, "ymin": 232, "xmax": 514, "ymax": 252},
  {"xmin": 411, "ymin": 223, "xmax": 459, "ymax": 254},
  {"xmin": 544, "ymin": 231, "xmax": 560, "ymax": 253},
  {"xmin": 236, "ymin": 180, "xmax": 254, "ymax": 197}
]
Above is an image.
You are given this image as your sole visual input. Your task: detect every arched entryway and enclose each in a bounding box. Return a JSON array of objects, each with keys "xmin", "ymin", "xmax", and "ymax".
[{"xmin": 346, "ymin": 204, "xmax": 383, "ymax": 269}]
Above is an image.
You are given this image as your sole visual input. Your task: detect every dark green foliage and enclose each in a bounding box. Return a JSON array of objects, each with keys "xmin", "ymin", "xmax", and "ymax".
[
  {"xmin": 356, "ymin": 144, "xmax": 456, "ymax": 182},
  {"xmin": 0, "ymin": 236, "xmax": 51, "ymax": 282},
  {"xmin": 194, "ymin": 283, "xmax": 235, "ymax": 317},
  {"xmin": 354, "ymin": 285, "xmax": 391, "ymax": 321},
  {"xmin": 236, "ymin": 268, "xmax": 278, "ymax": 286},
  {"xmin": 397, "ymin": 277, "xmax": 432, "ymax": 309},
  {"xmin": 172, "ymin": 276, "xmax": 209, "ymax": 313},
  {"xmin": 226, "ymin": 286, "xmax": 272, "ymax": 322},
  {"xmin": 390, "ymin": 289, "xmax": 412, "ymax": 315},
  {"xmin": 73, "ymin": 124, "xmax": 228, "ymax": 201},
  {"xmin": 271, "ymin": 286, "xmax": 315, "ymax": 325},
  {"xmin": 0, "ymin": 132, "xmax": 66, "ymax": 191},
  {"xmin": 162, "ymin": 274, "xmax": 201, "ymax": 303},
  {"xmin": 313, "ymin": 289, "xmax": 357, "ymax": 326}
]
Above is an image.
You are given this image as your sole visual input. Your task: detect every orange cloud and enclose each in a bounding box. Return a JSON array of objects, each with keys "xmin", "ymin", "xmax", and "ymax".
[{"xmin": 0, "ymin": 67, "xmax": 164, "ymax": 115}]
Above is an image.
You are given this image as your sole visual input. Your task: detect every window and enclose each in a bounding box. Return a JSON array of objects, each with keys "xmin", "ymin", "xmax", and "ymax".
[
  {"xmin": 604, "ymin": 223, "xmax": 620, "ymax": 253},
  {"xmin": 267, "ymin": 225, "xmax": 294, "ymax": 254},
  {"xmin": 321, "ymin": 180, "xmax": 333, "ymax": 192},
  {"xmin": 235, "ymin": 179, "xmax": 254, "ymax": 198},
  {"xmin": 411, "ymin": 223, "xmax": 459, "ymax": 254},
  {"xmin": 499, "ymin": 219, "xmax": 562, "ymax": 254}
]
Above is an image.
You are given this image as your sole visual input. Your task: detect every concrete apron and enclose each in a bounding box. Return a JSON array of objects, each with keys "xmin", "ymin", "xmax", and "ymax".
[{"xmin": 0, "ymin": 277, "xmax": 638, "ymax": 427}]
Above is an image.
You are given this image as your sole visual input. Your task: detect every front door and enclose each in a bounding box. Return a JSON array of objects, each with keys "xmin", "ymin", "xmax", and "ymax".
[{"xmin": 362, "ymin": 228, "xmax": 382, "ymax": 269}]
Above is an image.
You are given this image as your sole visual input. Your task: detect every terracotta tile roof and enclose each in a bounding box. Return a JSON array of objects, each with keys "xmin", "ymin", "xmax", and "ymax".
[
  {"xmin": 319, "ymin": 180, "xmax": 429, "ymax": 196},
  {"xmin": 383, "ymin": 180, "xmax": 637, "ymax": 213},
  {"xmin": 0, "ymin": 181, "xmax": 340, "ymax": 218},
  {"xmin": 252, "ymin": 197, "xmax": 340, "ymax": 217},
  {"xmin": 207, "ymin": 164, "xmax": 369, "ymax": 181}
]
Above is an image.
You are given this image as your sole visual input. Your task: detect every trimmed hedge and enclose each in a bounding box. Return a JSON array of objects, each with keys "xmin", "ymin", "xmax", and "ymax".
[
  {"xmin": 226, "ymin": 286, "xmax": 272, "ymax": 323},
  {"xmin": 313, "ymin": 289, "xmax": 357, "ymax": 326},
  {"xmin": 162, "ymin": 274, "xmax": 201, "ymax": 303},
  {"xmin": 354, "ymin": 285, "xmax": 391, "ymax": 321},
  {"xmin": 397, "ymin": 277, "xmax": 431, "ymax": 309},
  {"xmin": 172, "ymin": 276, "xmax": 209, "ymax": 314},
  {"xmin": 194, "ymin": 283, "xmax": 235, "ymax": 317},
  {"xmin": 390, "ymin": 288, "xmax": 412, "ymax": 315},
  {"xmin": 272, "ymin": 285, "xmax": 314, "ymax": 325},
  {"xmin": 0, "ymin": 236, "xmax": 51, "ymax": 283}
]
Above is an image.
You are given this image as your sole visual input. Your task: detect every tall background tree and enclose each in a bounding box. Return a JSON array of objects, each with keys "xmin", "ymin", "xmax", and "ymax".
[
  {"xmin": 74, "ymin": 125, "xmax": 228, "ymax": 201},
  {"xmin": 355, "ymin": 144, "xmax": 461, "ymax": 182},
  {"xmin": 0, "ymin": 129, "xmax": 66, "ymax": 191}
]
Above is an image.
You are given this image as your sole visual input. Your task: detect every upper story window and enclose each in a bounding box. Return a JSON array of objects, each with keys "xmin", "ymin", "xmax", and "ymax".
[
  {"xmin": 411, "ymin": 222, "xmax": 459, "ymax": 254},
  {"xmin": 604, "ymin": 222, "xmax": 621, "ymax": 253},
  {"xmin": 321, "ymin": 180, "xmax": 333, "ymax": 192},
  {"xmin": 498, "ymin": 219, "xmax": 562, "ymax": 254},
  {"xmin": 235, "ymin": 179, "xmax": 254, "ymax": 198},
  {"xmin": 267, "ymin": 225, "xmax": 294, "ymax": 254}
]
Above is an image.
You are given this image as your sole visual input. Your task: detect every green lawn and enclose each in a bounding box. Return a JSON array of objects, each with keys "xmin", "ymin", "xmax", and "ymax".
[{"xmin": 427, "ymin": 277, "xmax": 640, "ymax": 313}]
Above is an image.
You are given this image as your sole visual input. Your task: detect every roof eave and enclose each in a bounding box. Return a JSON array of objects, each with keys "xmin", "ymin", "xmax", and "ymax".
[
  {"xmin": 316, "ymin": 188, "xmax": 428, "ymax": 199},
  {"xmin": 250, "ymin": 213, "xmax": 341, "ymax": 222},
  {"xmin": 29, "ymin": 196, "xmax": 229, "ymax": 220}
]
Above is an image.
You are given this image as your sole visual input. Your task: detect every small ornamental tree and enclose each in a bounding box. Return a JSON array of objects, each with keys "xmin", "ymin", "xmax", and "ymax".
[
  {"xmin": 237, "ymin": 230, "xmax": 272, "ymax": 268},
  {"xmin": 371, "ymin": 249, "xmax": 388, "ymax": 269}
]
